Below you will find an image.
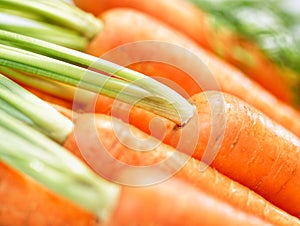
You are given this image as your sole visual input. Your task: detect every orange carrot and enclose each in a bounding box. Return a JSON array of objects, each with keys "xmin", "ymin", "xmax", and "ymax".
[
  {"xmin": 73, "ymin": 0, "xmax": 298, "ymax": 108},
  {"xmin": 81, "ymin": 8, "xmax": 300, "ymax": 138},
  {"xmin": 0, "ymin": 161, "xmax": 98, "ymax": 226},
  {"xmin": 175, "ymin": 91, "xmax": 300, "ymax": 218},
  {"xmin": 1, "ymin": 159, "xmax": 271, "ymax": 226},
  {"xmin": 109, "ymin": 178, "xmax": 272, "ymax": 226},
  {"xmin": 71, "ymin": 89, "xmax": 300, "ymax": 218},
  {"xmin": 62, "ymin": 113, "xmax": 300, "ymax": 225}
]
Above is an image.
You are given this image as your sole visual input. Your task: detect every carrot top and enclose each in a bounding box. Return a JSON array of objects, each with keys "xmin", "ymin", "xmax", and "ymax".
[
  {"xmin": 0, "ymin": 73, "xmax": 73, "ymax": 143},
  {"xmin": 0, "ymin": 30, "xmax": 195, "ymax": 126},
  {"xmin": 0, "ymin": 108, "xmax": 120, "ymax": 220},
  {"xmin": 0, "ymin": 0, "xmax": 102, "ymax": 50}
]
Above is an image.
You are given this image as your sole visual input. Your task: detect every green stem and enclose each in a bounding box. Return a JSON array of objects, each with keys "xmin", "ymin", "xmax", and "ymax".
[
  {"xmin": 0, "ymin": 30, "xmax": 195, "ymax": 126},
  {"xmin": 0, "ymin": 12, "xmax": 88, "ymax": 50},
  {"xmin": 0, "ymin": 73, "xmax": 73, "ymax": 143},
  {"xmin": 0, "ymin": 109, "xmax": 120, "ymax": 220},
  {"xmin": 0, "ymin": 44, "xmax": 160, "ymax": 111},
  {"xmin": 0, "ymin": 67, "xmax": 97, "ymax": 107},
  {"xmin": 0, "ymin": 0, "xmax": 102, "ymax": 39}
]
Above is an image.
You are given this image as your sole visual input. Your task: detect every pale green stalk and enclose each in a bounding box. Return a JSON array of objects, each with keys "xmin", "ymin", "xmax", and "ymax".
[
  {"xmin": 0, "ymin": 109, "xmax": 120, "ymax": 220},
  {"xmin": 0, "ymin": 30, "xmax": 196, "ymax": 126},
  {"xmin": 0, "ymin": 74, "xmax": 73, "ymax": 143},
  {"xmin": 0, "ymin": 0, "xmax": 102, "ymax": 39},
  {"xmin": 0, "ymin": 12, "xmax": 87, "ymax": 50},
  {"xmin": 1, "ymin": 67, "xmax": 98, "ymax": 106}
]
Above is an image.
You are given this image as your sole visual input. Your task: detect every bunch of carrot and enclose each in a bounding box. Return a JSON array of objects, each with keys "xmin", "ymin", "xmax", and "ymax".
[
  {"xmin": 1, "ymin": 74, "xmax": 299, "ymax": 226},
  {"xmin": 0, "ymin": 72, "xmax": 282, "ymax": 226},
  {"xmin": 1, "ymin": 0, "xmax": 300, "ymax": 225}
]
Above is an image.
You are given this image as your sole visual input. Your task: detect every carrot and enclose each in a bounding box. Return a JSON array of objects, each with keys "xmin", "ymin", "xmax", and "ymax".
[
  {"xmin": 0, "ymin": 161, "xmax": 98, "ymax": 226},
  {"xmin": 0, "ymin": 160, "xmax": 270, "ymax": 226},
  {"xmin": 176, "ymin": 91, "xmax": 300, "ymax": 218},
  {"xmin": 109, "ymin": 178, "xmax": 273, "ymax": 226},
  {"xmin": 62, "ymin": 113, "xmax": 300, "ymax": 225},
  {"xmin": 82, "ymin": 8, "xmax": 300, "ymax": 138},
  {"xmin": 77, "ymin": 89, "xmax": 300, "ymax": 218},
  {"xmin": 73, "ymin": 0, "xmax": 299, "ymax": 108}
]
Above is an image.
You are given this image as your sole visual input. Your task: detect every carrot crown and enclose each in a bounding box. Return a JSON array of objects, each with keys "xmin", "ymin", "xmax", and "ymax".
[{"xmin": 0, "ymin": 30, "xmax": 195, "ymax": 126}]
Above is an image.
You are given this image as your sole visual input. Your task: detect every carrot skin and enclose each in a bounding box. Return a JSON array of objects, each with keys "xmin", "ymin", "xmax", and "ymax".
[
  {"xmin": 74, "ymin": 0, "xmax": 296, "ymax": 107},
  {"xmin": 0, "ymin": 161, "xmax": 98, "ymax": 226},
  {"xmin": 171, "ymin": 91, "xmax": 300, "ymax": 218},
  {"xmin": 63, "ymin": 113, "xmax": 300, "ymax": 225},
  {"xmin": 108, "ymin": 178, "xmax": 272, "ymax": 226},
  {"xmin": 84, "ymin": 8, "xmax": 300, "ymax": 138}
]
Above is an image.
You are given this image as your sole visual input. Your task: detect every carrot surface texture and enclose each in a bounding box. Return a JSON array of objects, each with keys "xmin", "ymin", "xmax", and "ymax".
[
  {"xmin": 73, "ymin": 0, "xmax": 300, "ymax": 109},
  {"xmin": 182, "ymin": 91, "xmax": 300, "ymax": 218},
  {"xmin": 83, "ymin": 8, "xmax": 300, "ymax": 138}
]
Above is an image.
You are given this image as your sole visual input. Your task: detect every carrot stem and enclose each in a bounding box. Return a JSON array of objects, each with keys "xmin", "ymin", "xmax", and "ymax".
[
  {"xmin": 0, "ymin": 12, "xmax": 88, "ymax": 50},
  {"xmin": 0, "ymin": 109, "xmax": 120, "ymax": 220},
  {"xmin": 0, "ymin": 0, "xmax": 102, "ymax": 39},
  {"xmin": 1, "ymin": 67, "xmax": 97, "ymax": 108},
  {"xmin": 0, "ymin": 30, "xmax": 195, "ymax": 126},
  {"xmin": 0, "ymin": 73, "xmax": 73, "ymax": 143}
]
